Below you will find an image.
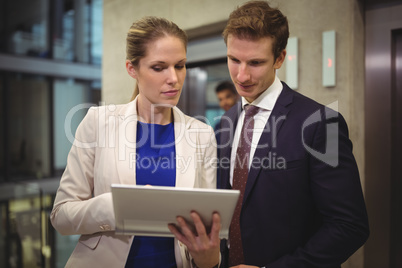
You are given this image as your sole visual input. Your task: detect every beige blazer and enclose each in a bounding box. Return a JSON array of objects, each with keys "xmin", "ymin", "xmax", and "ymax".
[{"xmin": 50, "ymin": 98, "xmax": 217, "ymax": 267}]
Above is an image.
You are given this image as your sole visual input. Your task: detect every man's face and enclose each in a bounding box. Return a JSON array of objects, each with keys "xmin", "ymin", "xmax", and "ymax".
[
  {"xmin": 217, "ymin": 89, "xmax": 238, "ymax": 111},
  {"xmin": 226, "ymin": 35, "xmax": 286, "ymax": 103}
]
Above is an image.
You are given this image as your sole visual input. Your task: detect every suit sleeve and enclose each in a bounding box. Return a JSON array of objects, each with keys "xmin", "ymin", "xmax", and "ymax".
[
  {"xmin": 266, "ymin": 110, "xmax": 369, "ymax": 267},
  {"xmin": 50, "ymin": 107, "xmax": 116, "ymax": 235}
]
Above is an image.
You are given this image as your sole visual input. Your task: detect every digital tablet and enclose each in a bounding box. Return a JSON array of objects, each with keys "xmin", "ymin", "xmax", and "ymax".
[{"xmin": 111, "ymin": 184, "xmax": 240, "ymax": 238}]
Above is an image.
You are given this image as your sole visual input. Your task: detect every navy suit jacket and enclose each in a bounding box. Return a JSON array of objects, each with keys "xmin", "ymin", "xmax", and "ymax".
[{"xmin": 217, "ymin": 82, "xmax": 369, "ymax": 267}]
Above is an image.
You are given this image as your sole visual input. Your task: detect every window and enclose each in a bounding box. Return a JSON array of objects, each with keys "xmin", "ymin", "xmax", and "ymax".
[
  {"xmin": 181, "ymin": 35, "xmax": 232, "ymax": 128},
  {"xmin": 4, "ymin": 0, "xmax": 50, "ymax": 58},
  {"xmin": 52, "ymin": 0, "xmax": 103, "ymax": 64},
  {"xmin": 181, "ymin": 61, "xmax": 232, "ymax": 129},
  {"xmin": 0, "ymin": 73, "xmax": 4, "ymax": 183},
  {"xmin": 1, "ymin": 0, "xmax": 103, "ymax": 64},
  {"xmin": 53, "ymin": 78, "xmax": 97, "ymax": 171},
  {"xmin": 8, "ymin": 73, "xmax": 51, "ymax": 180},
  {"xmin": 0, "ymin": 1, "xmax": 103, "ymax": 267}
]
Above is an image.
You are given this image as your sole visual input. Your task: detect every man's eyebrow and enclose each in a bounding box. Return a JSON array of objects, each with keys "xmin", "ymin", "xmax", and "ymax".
[
  {"xmin": 248, "ymin": 58, "xmax": 267, "ymax": 63},
  {"xmin": 227, "ymin": 55, "xmax": 267, "ymax": 63},
  {"xmin": 227, "ymin": 54, "xmax": 236, "ymax": 58}
]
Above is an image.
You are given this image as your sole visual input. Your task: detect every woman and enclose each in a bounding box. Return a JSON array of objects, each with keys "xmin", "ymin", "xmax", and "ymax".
[{"xmin": 50, "ymin": 17, "xmax": 220, "ymax": 268}]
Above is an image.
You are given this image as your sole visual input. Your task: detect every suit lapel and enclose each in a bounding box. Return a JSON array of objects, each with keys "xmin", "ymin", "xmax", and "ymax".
[
  {"xmin": 219, "ymin": 102, "xmax": 242, "ymax": 189},
  {"xmin": 243, "ymin": 84, "xmax": 294, "ymax": 204}
]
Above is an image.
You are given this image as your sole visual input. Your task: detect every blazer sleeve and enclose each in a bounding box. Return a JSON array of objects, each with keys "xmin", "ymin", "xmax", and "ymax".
[
  {"xmin": 266, "ymin": 110, "xmax": 369, "ymax": 267},
  {"xmin": 50, "ymin": 107, "xmax": 116, "ymax": 235}
]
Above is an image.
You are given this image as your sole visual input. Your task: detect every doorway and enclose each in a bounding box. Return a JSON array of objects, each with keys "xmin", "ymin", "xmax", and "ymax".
[
  {"xmin": 390, "ymin": 28, "xmax": 402, "ymax": 268},
  {"xmin": 365, "ymin": 3, "xmax": 402, "ymax": 267}
]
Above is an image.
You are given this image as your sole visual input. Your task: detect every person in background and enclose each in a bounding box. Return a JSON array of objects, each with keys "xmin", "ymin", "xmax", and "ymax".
[
  {"xmin": 215, "ymin": 80, "xmax": 240, "ymax": 112},
  {"xmin": 214, "ymin": 81, "xmax": 240, "ymax": 173},
  {"xmin": 51, "ymin": 16, "xmax": 220, "ymax": 268},
  {"xmin": 217, "ymin": 1, "xmax": 369, "ymax": 267}
]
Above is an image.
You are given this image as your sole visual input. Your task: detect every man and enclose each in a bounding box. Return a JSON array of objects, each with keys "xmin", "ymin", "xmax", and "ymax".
[
  {"xmin": 216, "ymin": 81, "xmax": 240, "ymax": 112},
  {"xmin": 217, "ymin": 1, "xmax": 369, "ymax": 267},
  {"xmin": 214, "ymin": 81, "xmax": 240, "ymax": 167}
]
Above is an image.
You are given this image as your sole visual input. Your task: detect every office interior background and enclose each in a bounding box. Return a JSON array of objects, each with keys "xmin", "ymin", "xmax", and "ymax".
[{"xmin": 0, "ymin": 0, "xmax": 401, "ymax": 267}]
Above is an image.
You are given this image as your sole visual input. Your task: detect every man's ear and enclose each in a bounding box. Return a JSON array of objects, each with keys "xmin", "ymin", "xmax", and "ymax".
[
  {"xmin": 274, "ymin": 49, "xmax": 286, "ymax": 69},
  {"xmin": 126, "ymin": 60, "xmax": 137, "ymax": 79}
]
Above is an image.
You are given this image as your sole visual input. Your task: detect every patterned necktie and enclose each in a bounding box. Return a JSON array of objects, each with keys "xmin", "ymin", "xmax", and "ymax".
[{"xmin": 229, "ymin": 105, "xmax": 260, "ymax": 266}]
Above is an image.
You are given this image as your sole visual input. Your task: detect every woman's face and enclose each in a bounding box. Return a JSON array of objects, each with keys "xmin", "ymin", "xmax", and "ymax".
[{"xmin": 129, "ymin": 35, "xmax": 187, "ymax": 109}]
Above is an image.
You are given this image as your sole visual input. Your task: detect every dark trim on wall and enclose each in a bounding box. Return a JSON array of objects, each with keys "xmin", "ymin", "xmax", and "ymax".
[
  {"xmin": 0, "ymin": 54, "xmax": 101, "ymax": 80},
  {"xmin": 186, "ymin": 20, "xmax": 227, "ymax": 41},
  {"xmin": 390, "ymin": 28, "xmax": 402, "ymax": 268},
  {"xmin": 364, "ymin": 0, "xmax": 402, "ymax": 10}
]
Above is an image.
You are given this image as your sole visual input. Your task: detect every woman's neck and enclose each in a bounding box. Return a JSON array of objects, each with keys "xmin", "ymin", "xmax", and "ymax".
[{"xmin": 136, "ymin": 96, "xmax": 173, "ymax": 125}]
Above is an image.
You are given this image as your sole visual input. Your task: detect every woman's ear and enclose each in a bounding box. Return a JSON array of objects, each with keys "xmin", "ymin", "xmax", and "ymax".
[{"xmin": 126, "ymin": 60, "xmax": 137, "ymax": 79}]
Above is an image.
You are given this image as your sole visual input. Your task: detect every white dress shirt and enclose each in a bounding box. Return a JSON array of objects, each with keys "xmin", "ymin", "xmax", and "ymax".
[{"xmin": 229, "ymin": 76, "xmax": 283, "ymax": 186}]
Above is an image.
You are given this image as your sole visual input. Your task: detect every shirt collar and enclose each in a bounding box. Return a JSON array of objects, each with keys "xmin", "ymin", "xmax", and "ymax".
[{"xmin": 241, "ymin": 76, "xmax": 283, "ymax": 111}]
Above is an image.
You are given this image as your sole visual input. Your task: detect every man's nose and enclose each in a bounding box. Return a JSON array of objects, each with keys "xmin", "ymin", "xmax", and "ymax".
[{"xmin": 237, "ymin": 64, "xmax": 250, "ymax": 83}]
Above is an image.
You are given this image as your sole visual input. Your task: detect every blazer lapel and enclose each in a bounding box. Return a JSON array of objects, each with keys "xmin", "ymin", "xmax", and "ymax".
[
  {"xmin": 172, "ymin": 107, "xmax": 195, "ymax": 188},
  {"xmin": 243, "ymin": 84, "xmax": 293, "ymax": 203},
  {"xmin": 115, "ymin": 98, "xmax": 138, "ymax": 185}
]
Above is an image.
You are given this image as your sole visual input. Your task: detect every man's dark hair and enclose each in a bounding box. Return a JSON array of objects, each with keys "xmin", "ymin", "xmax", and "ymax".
[{"xmin": 215, "ymin": 81, "xmax": 237, "ymax": 95}]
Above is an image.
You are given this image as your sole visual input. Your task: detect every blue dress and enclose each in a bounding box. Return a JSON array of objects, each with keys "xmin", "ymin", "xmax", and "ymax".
[{"xmin": 125, "ymin": 121, "xmax": 176, "ymax": 268}]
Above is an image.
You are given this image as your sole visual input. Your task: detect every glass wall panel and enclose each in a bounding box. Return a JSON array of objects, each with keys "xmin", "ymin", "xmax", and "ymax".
[
  {"xmin": 185, "ymin": 62, "xmax": 232, "ymax": 128},
  {"xmin": 53, "ymin": 0, "xmax": 101, "ymax": 64},
  {"xmin": 1, "ymin": 0, "xmax": 103, "ymax": 266},
  {"xmin": 203, "ymin": 63, "xmax": 232, "ymax": 128},
  {"xmin": 53, "ymin": 79, "xmax": 99, "ymax": 171},
  {"xmin": 53, "ymin": 1, "xmax": 75, "ymax": 62},
  {"xmin": 2, "ymin": 0, "xmax": 103, "ymax": 63},
  {"xmin": 8, "ymin": 74, "xmax": 51, "ymax": 180},
  {"xmin": 10, "ymin": 194, "xmax": 42, "ymax": 267},
  {"xmin": 54, "ymin": 232, "xmax": 79, "ymax": 268},
  {"xmin": 0, "ymin": 1, "xmax": 5, "ymax": 52},
  {"xmin": 90, "ymin": 0, "xmax": 103, "ymax": 65},
  {"xmin": 0, "ymin": 74, "xmax": 4, "ymax": 182},
  {"xmin": 6, "ymin": 0, "xmax": 49, "ymax": 58},
  {"xmin": 0, "ymin": 200, "xmax": 6, "ymax": 267},
  {"xmin": 0, "ymin": 184, "xmax": 55, "ymax": 268}
]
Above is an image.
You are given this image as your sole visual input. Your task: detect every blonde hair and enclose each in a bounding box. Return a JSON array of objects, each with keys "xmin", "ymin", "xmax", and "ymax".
[{"xmin": 126, "ymin": 16, "xmax": 188, "ymax": 101}]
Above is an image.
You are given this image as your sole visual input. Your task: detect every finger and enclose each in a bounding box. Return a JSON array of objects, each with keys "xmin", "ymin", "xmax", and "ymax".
[
  {"xmin": 209, "ymin": 212, "xmax": 221, "ymax": 242},
  {"xmin": 191, "ymin": 211, "xmax": 208, "ymax": 239},
  {"xmin": 190, "ymin": 212, "xmax": 210, "ymax": 246},
  {"xmin": 176, "ymin": 216, "xmax": 197, "ymax": 248},
  {"xmin": 168, "ymin": 223, "xmax": 190, "ymax": 245}
]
